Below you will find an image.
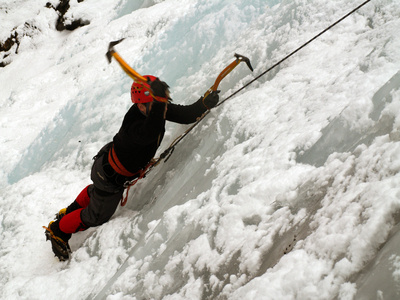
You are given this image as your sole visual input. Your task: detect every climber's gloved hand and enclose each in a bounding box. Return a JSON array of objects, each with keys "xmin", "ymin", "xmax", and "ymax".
[
  {"xmin": 202, "ymin": 90, "xmax": 220, "ymax": 109},
  {"xmin": 150, "ymin": 78, "xmax": 170, "ymax": 100}
]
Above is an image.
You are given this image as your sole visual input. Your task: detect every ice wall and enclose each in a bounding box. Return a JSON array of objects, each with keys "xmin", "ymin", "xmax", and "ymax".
[
  {"xmin": 1, "ymin": 0, "xmax": 400, "ymax": 299},
  {"xmin": 297, "ymin": 70, "xmax": 400, "ymax": 167}
]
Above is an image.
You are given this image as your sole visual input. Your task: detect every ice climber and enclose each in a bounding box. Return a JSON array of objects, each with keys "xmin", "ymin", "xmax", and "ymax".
[{"xmin": 44, "ymin": 76, "xmax": 220, "ymax": 261}]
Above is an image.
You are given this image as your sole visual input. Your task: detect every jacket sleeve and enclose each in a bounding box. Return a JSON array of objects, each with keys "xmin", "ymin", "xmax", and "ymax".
[{"xmin": 166, "ymin": 98, "xmax": 208, "ymax": 124}]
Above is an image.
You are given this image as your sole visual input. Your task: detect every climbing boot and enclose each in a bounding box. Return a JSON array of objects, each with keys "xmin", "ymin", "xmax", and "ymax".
[
  {"xmin": 43, "ymin": 220, "xmax": 71, "ymax": 261},
  {"xmin": 55, "ymin": 208, "xmax": 67, "ymax": 220}
]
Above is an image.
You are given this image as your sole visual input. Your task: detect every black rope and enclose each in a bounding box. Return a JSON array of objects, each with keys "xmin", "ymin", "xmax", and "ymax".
[
  {"xmin": 217, "ymin": 0, "xmax": 372, "ymax": 107},
  {"xmin": 153, "ymin": 0, "xmax": 372, "ymax": 169}
]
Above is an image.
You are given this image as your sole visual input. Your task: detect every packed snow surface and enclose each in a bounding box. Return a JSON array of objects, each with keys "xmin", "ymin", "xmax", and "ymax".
[{"xmin": 1, "ymin": 0, "xmax": 400, "ymax": 299}]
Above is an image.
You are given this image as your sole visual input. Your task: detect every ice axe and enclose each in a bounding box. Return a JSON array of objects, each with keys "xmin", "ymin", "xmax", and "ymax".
[
  {"xmin": 106, "ymin": 39, "xmax": 168, "ymax": 102},
  {"xmin": 203, "ymin": 53, "xmax": 253, "ymax": 99},
  {"xmin": 158, "ymin": 54, "xmax": 253, "ymax": 163},
  {"xmin": 107, "ymin": 40, "xmax": 252, "ymax": 103}
]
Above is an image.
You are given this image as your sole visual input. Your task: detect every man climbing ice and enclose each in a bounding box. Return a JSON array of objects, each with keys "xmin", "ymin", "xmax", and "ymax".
[{"xmin": 44, "ymin": 75, "xmax": 219, "ymax": 261}]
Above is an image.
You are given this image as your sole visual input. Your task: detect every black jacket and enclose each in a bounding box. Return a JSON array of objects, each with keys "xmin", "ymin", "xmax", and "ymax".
[{"xmin": 112, "ymin": 98, "xmax": 208, "ymax": 173}]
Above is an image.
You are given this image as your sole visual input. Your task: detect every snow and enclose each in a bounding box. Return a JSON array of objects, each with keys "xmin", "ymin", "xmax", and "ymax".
[{"xmin": 1, "ymin": 0, "xmax": 400, "ymax": 299}]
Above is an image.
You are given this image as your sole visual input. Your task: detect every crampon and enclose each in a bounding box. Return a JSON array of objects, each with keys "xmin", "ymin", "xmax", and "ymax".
[{"xmin": 43, "ymin": 222, "xmax": 71, "ymax": 261}]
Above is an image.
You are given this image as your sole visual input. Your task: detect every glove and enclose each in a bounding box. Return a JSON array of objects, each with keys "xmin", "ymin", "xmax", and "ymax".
[
  {"xmin": 150, "ymin": 78, "xmax": 170, "ymax": 100},
  {"xmin": 202, "ymin": 90, "xmax": 220, "ymax": 109}
]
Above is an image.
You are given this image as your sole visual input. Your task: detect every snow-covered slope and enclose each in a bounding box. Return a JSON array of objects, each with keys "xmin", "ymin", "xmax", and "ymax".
[{"xmin": 1, "ymin": 0, "xmax": 400, "ymax": 299}]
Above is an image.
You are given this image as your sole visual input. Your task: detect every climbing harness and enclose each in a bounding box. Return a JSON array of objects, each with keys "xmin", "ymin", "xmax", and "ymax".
[
  {"xmin": 108, "ymin": 144, "xmax": 137, "ymax": 177},
  {"xmin": 107, "ymin": 0, "xmax": 372, "ymax": 203},
  {"xmin": 121, "ymin": 160, "xmax": 155, "ymax": 206}
]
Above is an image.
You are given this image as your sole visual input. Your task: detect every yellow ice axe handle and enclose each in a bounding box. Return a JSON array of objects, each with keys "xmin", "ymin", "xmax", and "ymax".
[
  {"xmin": 106, "ymin": 39, "xmax": 168, "ymax": 103},
  {"xmin": 109, "ymin": 50, "xmax": 148, "ymax": 84},
  {"xmin": 203, "ymin": 53, "xmax": 253, "ymax": 99}
]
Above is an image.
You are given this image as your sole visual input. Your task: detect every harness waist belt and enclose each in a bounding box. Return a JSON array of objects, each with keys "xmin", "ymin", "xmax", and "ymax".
[{"xmin": 108, "ymin": 145, "xmax": 138, "ymax": 177}]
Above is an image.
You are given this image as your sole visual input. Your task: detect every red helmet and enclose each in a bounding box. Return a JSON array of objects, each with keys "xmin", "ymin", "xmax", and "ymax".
[{"xmin": 130, "ymin": 75, "xmax": 157, "ymax": 104}]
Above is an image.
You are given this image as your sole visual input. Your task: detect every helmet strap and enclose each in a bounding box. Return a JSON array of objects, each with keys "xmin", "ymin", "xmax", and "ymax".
[
  {"xmin": 137, "ymin": 102, "xmax": 152, "ymax": 116},
  {"xmin": 145, "ymin": 102, "xmax": 152, "ymax": 115}
]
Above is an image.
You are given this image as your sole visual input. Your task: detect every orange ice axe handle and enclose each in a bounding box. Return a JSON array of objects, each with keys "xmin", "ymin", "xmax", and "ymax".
[
  {"xmin": 203, "ymin": 53, "xmax": 253, "ymax": 99},
  {"xmin": 106, "ymin": 39, "xmax": 168, "ymax": 102},
  {"xmin": 106, "ymin": 39, "xmax": 148, "ymax": 84}
]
